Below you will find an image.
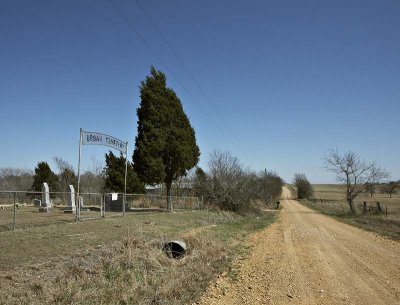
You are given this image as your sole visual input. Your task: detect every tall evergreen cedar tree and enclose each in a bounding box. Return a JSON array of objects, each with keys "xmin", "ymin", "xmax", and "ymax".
[
  {"xmin": 104, "ymin": 151, "xmax": 144, "ymax": 194},
  {"xmin": 133, "ymin": 67, "xmax": 200, "ymax": 211},
  {"xmin": 31, "ymin": 161, "xmax": 59, "ymax": 192}
]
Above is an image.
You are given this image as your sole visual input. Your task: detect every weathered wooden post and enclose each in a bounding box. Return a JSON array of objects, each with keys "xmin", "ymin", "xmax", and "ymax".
[
  {"xmin": 377, "ymin": 202, "xmax": 382, "ymax": 213},
  {"xmin": 101, "ymin": 194, "xmax": 104, "ymax": 218},
  {"xmin": 363, "ymin": 201, "xmax": 367, "ymax": 214}
]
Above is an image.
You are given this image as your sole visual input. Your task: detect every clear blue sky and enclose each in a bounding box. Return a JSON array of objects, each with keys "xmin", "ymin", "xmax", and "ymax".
[{"xmin": 1, "ymin": 0, "xmax": 399, "ymax": 183}]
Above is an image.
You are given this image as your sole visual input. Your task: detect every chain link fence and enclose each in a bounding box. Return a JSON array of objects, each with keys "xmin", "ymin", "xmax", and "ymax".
[{"xmin": 0, "ymin": 190, "xmax": 200, "ymax": 232}]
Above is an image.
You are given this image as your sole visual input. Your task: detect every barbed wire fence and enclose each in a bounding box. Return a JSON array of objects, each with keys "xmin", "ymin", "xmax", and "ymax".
[{"xmin": 307, "ymin": 198, "xmax": 400, "ymax": 217}]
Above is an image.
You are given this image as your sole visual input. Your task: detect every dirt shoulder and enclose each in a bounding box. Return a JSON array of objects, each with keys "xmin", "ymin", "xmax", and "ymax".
[{"xmin": 198, "ymin": 187, "xmax": 400, "ymax": 305}]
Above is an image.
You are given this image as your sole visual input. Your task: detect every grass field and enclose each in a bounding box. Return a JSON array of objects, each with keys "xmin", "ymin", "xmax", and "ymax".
[
  {"xmin": 0, "ymin": 208, "xmax": 277, "ymax": 304},
  {"xmin": 299, "ymin": 184, "xmax": 400, "ymax": 240},
  {"xmin": 312, "ymin": 184, "xmax": 400, "ymax": 208}
]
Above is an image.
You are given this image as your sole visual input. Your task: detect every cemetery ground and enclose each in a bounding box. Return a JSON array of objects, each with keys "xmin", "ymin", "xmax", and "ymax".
[
  {"xmin": 300, "ymin": 184, "xmax": 400, "ymax": 240},
  {"xmin": 0, "ymin": 207, "xmax": 277, "ymax": 304}
]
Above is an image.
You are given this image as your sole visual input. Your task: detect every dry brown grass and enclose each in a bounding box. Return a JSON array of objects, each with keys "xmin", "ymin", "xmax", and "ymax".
[
  {"xmin": 1, "ymin": 235, "xmax": 227, "ymax": 305},
  {"xmin": 300, "ymin": 184, "xmax": 400, "ymax": 240},
  {"xmin": 0, "ymin": 206, "xmax": 88, "ymax": 232},
  {"xmin": 0, "ymin": 209, "xmax": 277, "ymax": 304}
]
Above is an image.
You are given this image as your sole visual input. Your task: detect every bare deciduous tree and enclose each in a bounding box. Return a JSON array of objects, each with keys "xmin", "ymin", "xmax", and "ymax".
[
  {"xmin": 324, "ymin": 150, "xmax": 389, "ymax": 213},
  {"xmin": 53, "ymin": 156, "xmax": 77, "ymax": 191},
  {"xmin": 53, "ymin": 156, "xmax": 74, "ymax": 173},
  {"xmin": 208, "ymin": 151, "xmax": 247, "ymax": 211},
  {"xmin": 80, "ymin": 156, "xmax": 105, "ymax": 193},
  {"xmin": 364, "ymin": 182, "xmax": 375, "ymax": 197},
  {"xmin": 205, "ymin": 151, "xmax": 284, "ymax": 212}
]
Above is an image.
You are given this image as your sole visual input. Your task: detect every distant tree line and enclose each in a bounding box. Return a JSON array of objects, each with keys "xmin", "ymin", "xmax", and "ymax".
[{"xmin": 0, "ymin": 167, "xmax": 33, "ymax": 191}]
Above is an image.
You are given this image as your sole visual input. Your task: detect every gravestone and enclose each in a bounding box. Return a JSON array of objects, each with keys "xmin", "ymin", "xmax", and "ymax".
[
  {"xmin": 64, "ymin": 185, "xmax": 76, "ymax": 214},
  {"xmin": 39, "ymin": 182, "xmax": 51, "ymax": 213},
  {"xmin": 33, "ymin": 199, "xmax": 41, "ymax": 207}
]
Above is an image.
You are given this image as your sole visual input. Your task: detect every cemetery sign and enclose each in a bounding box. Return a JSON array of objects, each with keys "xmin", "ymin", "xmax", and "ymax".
[{"xmin": 82, "ymin": 131, "xmax": 126, "ymax": 153}]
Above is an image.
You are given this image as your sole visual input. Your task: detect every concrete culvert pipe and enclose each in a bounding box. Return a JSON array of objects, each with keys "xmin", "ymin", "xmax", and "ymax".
[{"xmin": 163, "ymin": 240, "xmax": 187, "ymax": 259}]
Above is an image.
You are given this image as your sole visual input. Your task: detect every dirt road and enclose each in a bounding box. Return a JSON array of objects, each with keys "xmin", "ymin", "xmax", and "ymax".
[{"xmin": 199, "ymin": 187, "xmax": 400, "ymax": 305}]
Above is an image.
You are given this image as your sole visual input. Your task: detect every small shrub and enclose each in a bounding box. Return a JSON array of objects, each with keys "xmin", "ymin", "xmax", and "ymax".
[{"xmin": 293, "ymin": 173, "xmax": 313, "ymax": 199}]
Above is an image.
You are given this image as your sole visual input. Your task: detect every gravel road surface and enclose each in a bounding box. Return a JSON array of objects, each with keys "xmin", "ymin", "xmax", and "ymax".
[{"xmin": 199, "ymin": 187, "xmax": 400, "ymax": 305}]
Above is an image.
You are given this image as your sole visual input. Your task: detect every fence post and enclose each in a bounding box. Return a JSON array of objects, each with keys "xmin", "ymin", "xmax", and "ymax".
[
  {"xmin": 385, "ymin": 205, "xmax": 387, "ymax": 218},
  {"xmin": 363, "ymin": 201, "xmax": 367, "ymax": 214},
  {"xmin": 13, "ymin": 192, "xmax": 16, "ymax": 231},
  {"xmin": 123, "ymin": 193, "xmax": 126, "ymax": 217},
  {"xmin": 75, "ymin": 195, "xmax": 79, "ymax": 222},
  {"xmin": 103, "ymin": 194, "xmax": 106, "ymax": 218},
  {"xmin": 377, "ymin": 202, "xmax": 382, "ymax": 213},
  {"xmin": 101, "ymin": 195, "xmax": 104, "ymax": 218}
]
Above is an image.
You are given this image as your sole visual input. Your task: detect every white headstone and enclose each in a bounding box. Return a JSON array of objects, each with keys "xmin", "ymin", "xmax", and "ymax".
[
  {"xmin": 41, "ymin": 183, "xmax": 51, "ymax": 208},
  {"xmin": 67, "ymin": 185, "xmax": 76, "ymax": 208},
  {"xmin": 64, "ymin": 184, "xmax": 76, "ymax": 214},
  {"xmin": 39, "ymin": 182, "xmax": 51, "ymax": 212}
]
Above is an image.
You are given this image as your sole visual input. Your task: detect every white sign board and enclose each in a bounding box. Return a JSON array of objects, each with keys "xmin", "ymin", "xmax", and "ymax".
[
  {"xmin": 111, "ymin": 193, "xmax": 118, "ymax": 201},
  {"xmin": 82, "ymin": 131, "xmax": 126, "ymax": 153}
]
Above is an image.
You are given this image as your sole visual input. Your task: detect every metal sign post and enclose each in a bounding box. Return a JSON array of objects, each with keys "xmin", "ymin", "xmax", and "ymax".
[
  {"xmin": 123, "ymin": 141, "xmax": 128, "ymax": 217},
  {"xmin": 76, "ymin": 128, "xmax": 83, "ymax": 221}
]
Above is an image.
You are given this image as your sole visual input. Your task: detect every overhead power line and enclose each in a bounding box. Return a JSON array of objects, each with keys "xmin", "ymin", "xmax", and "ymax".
[
  {"xmin": 106, "ymin": 0, "xmax": 243, "ymax": 153},
  {"xmin": 134, "ymin": 0, "xmax": 239, "ymax": 144}
]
